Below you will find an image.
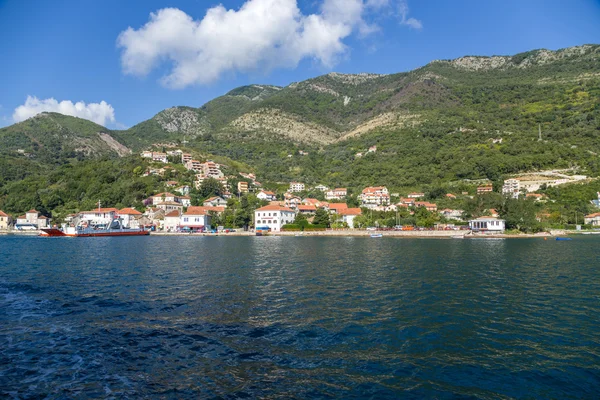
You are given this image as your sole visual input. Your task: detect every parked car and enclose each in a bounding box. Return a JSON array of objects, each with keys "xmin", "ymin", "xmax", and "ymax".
[{"xmin": 366, "ymin": 227, "xmax": 377, "ymax": 231}]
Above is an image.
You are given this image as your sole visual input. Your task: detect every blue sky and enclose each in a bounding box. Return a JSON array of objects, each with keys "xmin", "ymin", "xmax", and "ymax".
[{"xmin": 0, "ymin": 0, "xmax": 599, "ymax": 129}]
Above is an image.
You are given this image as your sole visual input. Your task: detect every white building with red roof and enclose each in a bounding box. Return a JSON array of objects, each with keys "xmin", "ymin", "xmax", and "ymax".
[
  {"xmin": 257, "ymin": 190, "xmax": 277, "ymax": 201},
  {"xmin": 118, "ymin": 208, "xmax": 143, "ymax": 228},
  {"xmin": 254, "ymin": 205, "xmax": 296, "ymax": 232},
  {"xmin": 339, "ymin": 208, "xmax": 361, "ymax": 228},
  {"xmin": 328, "ymin": 203, "xmax": 349, "ymax": 214},
  {"xmin": 180, "ymin": 206, "xmax": 212, "ymax": 231},
  {"xmin": 360, "ymin": 187, "xmax": 390, "ymax": 209},
  {"xmin": 0, "ymin": 210, "xmax": 12, "ymax": 230},
  {"xmin": 164, "ymin": 210, "xmax": 181, "ymax": 231}
]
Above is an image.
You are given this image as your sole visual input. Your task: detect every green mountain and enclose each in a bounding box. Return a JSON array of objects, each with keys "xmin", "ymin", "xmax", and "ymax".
[{"xmin": 2, "ymin": 44, "xmax": 600, "ymax": 194}]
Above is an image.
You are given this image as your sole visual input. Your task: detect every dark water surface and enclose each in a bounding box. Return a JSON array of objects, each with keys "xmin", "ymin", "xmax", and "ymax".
[{"xmin": 1, "ymin": 235, "xmax": 599, "ymax": 399}]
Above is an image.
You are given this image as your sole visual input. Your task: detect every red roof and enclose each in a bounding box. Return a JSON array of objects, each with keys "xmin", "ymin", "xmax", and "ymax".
[
  {"xmin": 260, "ymin": 190, "xmax": 276, "ymax": 196},
  {"xmin": 255, "ymin": 205, "xmax": 295, "ymax": 212},
  {"xmin": 184, "ymin": 206, "xmax": 208, "ymax": 215},
  {"xmin": 328, "ymin": 203, "xmax": 349, "ymax": 211},
  {"xmin": 585, "ymin": 212, "xmax": 600, "ymax": 218},
  {"xmin": 203, "ymin": 206, "xmax": 225, "ymax": 213},
  {"xmin": 298, "ymin": 205, "xmax": 316, "ymax": 211},
  {"xmin": 27, "ymin": 209, "xmax": 39, "ymax": 213},
  {"xmin": 119, "ymin": 208, "xmax": 142, "ymax": 215},
  {"xmin": 0, "ymin": 210, "xmax": 8, "ymax": 217},
  {"xmin": 37, "ymin": 216, "xmax": 48, "ymax": 219},
  {"xmin": 339, "ymin": 208, "xmax": 361, "ymax": 216},
  {"xmin": 165, "ymin": 210, "xmax": 180, "ymax": 217}
]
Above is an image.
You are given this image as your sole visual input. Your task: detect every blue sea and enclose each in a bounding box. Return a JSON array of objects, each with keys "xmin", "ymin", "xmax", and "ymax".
[{"xmin": 1, "ymin": 235, "xmax": 599, "ymax": 399}]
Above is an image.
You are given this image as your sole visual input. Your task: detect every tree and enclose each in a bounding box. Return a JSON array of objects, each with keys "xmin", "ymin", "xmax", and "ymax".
[
  {"xmin": 501, "ymin": 198, "xmax": 541, "ymax": 232},
  {"xmin": 198, "ymin": 178, "xmax": 224, "ymax": 199},
  {"xmin": 312, "ymin": 208, "xmax": 330, "ymax": 227}
]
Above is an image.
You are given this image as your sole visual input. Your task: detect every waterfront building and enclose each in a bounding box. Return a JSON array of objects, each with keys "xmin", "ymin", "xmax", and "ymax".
[
  {"xmin": 180, "ymin": 207, "xmax": 212, "ymax": 231},
  {"xmin": 339, "ymin": 208, "xmax": 361, "ymax": 228},
  {"xmin": 164, "ymin": 210, "xmax": 181, "ymax": 231},
  {"xmin": 584, "ymin": 212, "xmax": 600, "ymax": 225},
  {"xmin": 118, "ymin": 208, "xmax": 143, "ymax": 228},
  {"xmin": 469, "ymin": 217, "xmax": 505, "ymax": 233},
  {"xmin": 254, "ymin": 205, "xmax": 295, "ymax": 232},
  {"xmin": 0, "ymin": 210, "xmax": 13, "ymax": 230}
]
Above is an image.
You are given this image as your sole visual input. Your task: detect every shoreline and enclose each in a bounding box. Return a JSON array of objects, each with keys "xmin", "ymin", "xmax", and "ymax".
[{"xmin": 0, "ymin": 230, "xmax": 576, "ymax": 239}]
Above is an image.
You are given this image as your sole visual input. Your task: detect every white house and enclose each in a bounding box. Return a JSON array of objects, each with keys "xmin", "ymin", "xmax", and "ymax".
[
  {"xmin": 180, "ymin": 206, "xmax": 212, "ymax": 231},
  {"xmin": 151, "ymin": 192, "xmax": 177, "ymax": 205},
  {"xmin": 339, "ymin": 208, "xmax": 361, "ymax": 228},
  {"xmin": 179, "ymin": 196, "xmax": 192, "ymax": 207},
  {"xmin": 254, "ymin": 205, "xmax": 296, "ymax": 232},
  {"xmin": 289, "ymin": 182, "xmax": 305, "ymax": 192},
  {"xmin": 257, "ymin": 190, "xmax": 277, "ymax": 201},
  {"xmin": 407, "ymin": 192, "xmax": 425, "ymax": 199},
  {"xmin": 325, "ymin": 188, "xmax": 347, "ymax": 200},
  {"xmin": 118, "ymin": 208, "xmax": 142, "ymax": 228},
  {"xmin": 164, "ymin": 210, "xmax": 181, "ymax": 231},
  {"xmin": 203, "ymin": 196, "xmax": 228, "ymax": 207},
  {"xmin": 0, "ymin": 210, "xmax": 12, "ymax": 230},
  {"xmin": 584, "ymin": 212, "xmax": 600, "ymax": 226},
  {"xmin": 314, "ymin": 185, "xmax": 329, "ymax": 192},
  {"xmin": 469, "ymin": 217, "xmax": 506, "ymax": 233}
]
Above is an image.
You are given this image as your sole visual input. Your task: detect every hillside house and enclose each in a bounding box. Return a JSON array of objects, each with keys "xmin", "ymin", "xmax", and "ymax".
[
  {"xmin": 289, "ymin": 182, "xmax": 305, "ymax": 192},
  {"xmin": 325, "ymin": 188, "xmax": 347, "ymax": 200},
  {"xmin": 328, "ymin": 203, "xmax": 349, "ymax": 214},
  {"xmin": 314, "ymin": 185, "xmax": 329, "ymax": 192},
  {"xmin": 477, "ymin": 185, "xmax": 494, "ymax": 194},
  {"xmin": 238, "ymin": 181, "xmax": 249, "ymax": 193},
  {"xmin": 502, "ymin": 179, "xmax": 520, "ymax": 199},
  {"xmin": 407, "ymin": 192, "xmax": 424, "ymax": 198},
  {"xmin": 297, "ymin": 205, "xmax": 317, "ymax": 215},
  {"xmin": 257, "ymin": 190, "xmax": 277, "ymax": 201},
  {"xmin": 439, "ymin": 209, "xmax": 464, "ymax": 221},
  {"xmin": 414, "ymin": 202, "xmax": 438, "ymax": 212},
  {"xmin": 203, "ymin": 196, "xmax": 227, "ymax": 207},
  {"xmin": 360, "ymin": 187, "xmax": 390, "ymax": 209}
]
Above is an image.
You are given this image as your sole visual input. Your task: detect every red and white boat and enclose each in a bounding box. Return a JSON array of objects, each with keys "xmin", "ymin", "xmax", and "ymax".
[{"xmin": 40, "ymin": 218, "xmax": 149, "ymax": 237}]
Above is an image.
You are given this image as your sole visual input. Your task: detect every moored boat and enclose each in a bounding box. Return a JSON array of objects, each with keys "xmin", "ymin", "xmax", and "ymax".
[
  {"xmin": 370, "ymin": 233, "xmax": 383, "ymax": 238},
  {"xmin": 40, "ymin": 218, "xmax": 149, "ymax": 237}
]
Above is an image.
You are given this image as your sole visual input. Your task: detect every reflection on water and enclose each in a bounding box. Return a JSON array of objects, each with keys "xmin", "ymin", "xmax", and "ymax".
[{"xmin": 1, "ymin": 236, "xmax": 599, "ymax": 398}]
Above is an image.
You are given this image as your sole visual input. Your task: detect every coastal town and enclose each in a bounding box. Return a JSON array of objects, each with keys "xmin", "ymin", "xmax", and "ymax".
[{"xmin": 1, "ymin": 149, "xmax": 599, "ymax": 237}]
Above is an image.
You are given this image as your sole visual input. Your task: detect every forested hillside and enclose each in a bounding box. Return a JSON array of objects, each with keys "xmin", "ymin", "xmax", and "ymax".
[{"xmin": 1, "ymin": 44, "xmax": 599, "ymax": 214}]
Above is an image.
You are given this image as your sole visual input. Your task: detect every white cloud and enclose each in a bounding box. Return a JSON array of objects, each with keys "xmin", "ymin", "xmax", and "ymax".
[
  {"xmin": 117, "ymin": 0, "xmax": 421, "ymax": 89},
  {"xmin": 398, "ymin": 0, "xmax": 422, "ymax": 30},
  {"xmin": 13, "ymin": 96, "xmax": 116, "ymax": 126}
]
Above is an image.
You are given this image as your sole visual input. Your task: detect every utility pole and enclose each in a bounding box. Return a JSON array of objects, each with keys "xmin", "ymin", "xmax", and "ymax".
[{"xmin": 538, "ymin": 124, "xmax": 542, "ymax": 141}]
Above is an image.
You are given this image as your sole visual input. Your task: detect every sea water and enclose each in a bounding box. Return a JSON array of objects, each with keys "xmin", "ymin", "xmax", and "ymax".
[{"xmin": 1, "ymin": 235, "xmax": 599, "ymax": 398}]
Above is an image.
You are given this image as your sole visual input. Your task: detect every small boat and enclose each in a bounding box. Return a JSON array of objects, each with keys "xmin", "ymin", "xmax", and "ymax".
[
  {"xmin": 451, "ymin": 235, "xmax": 465, "ymax": 239},
  {"xmin": 370, "ymin": 233, "xmax": 383, "ymax": 238},
  {"xmin": 294, "ymin": 232, "xmax": 304, "ymax": 236},
  {"xmin": 555, "ymin": 237, "xmax": 572, "ymax": 241}
]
